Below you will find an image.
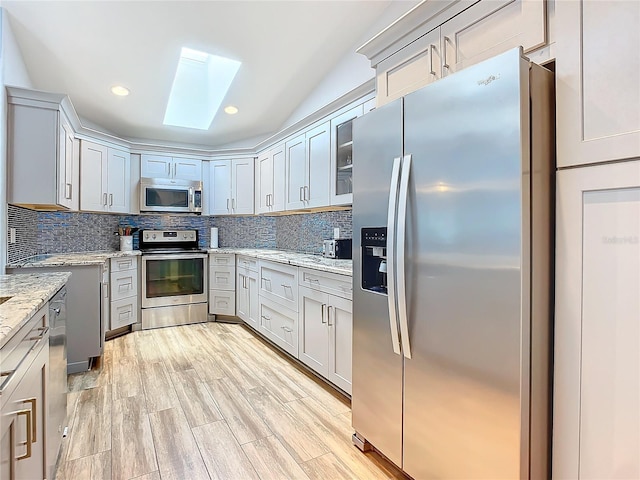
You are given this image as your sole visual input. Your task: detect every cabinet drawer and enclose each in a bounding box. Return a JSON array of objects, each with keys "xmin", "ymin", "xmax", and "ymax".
[
  {"xmin": 209, "ymin": 290, "xmax": 236, "ymax": 315},
  {"xmin": 209, "ymin": 266, "xmax": 236, "ymax": 291},
  {"xmin": 209, "ymin": 253, "xmax": 235, "ymax": 267},
  {"xmin": 110, "ymin": 269, "xmax": 138, "ymax": 301},
  {"xmin": 110, "ymin": 256, "xmax": 137, "ymax": 272},
  {"xmin": 110, "ymin": 296, "xmax": 137, "ymax": 330},
  {"xmin": 259, "ymin": 297, "xmax": 298, "ymax": 357},
  {"xmin": 237, "ymin": 255, "xmax": 259, "ymax": 272},
  {"xmin": 299, "ymin": 268, "xmax": 352, "ymax": 300},
  {"xmin": 259, "ymin": 260, "xmax": 298, "ymax": 311}
]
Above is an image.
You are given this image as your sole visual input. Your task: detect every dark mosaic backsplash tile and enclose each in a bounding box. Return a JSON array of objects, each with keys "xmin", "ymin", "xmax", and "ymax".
[
  {"xmin": 7, "ymin": 207, "xmax": 352, "ymax": 261},
  {"xmin": 7, "ymin": 205, "xmax": 39, "ymax": 264}
]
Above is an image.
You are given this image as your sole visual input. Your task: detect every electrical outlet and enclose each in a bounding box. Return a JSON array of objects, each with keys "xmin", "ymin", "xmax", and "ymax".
[
  {"xmin": 9, "ymin": 228, "xmax": 16, "ymax": 244},
  {"xmin": 334, "ymin": 227, "xmax": 340, "ymax": 239}
]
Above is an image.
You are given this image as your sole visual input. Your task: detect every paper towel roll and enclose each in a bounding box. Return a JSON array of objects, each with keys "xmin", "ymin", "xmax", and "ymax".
[{"xmin": 210, "ymin": 227, "xmax": 219, "ymax": 248}]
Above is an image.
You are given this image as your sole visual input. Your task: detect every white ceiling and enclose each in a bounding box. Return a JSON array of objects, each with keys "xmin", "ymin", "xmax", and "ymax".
[{"xmin": 3, "ymin": 1, "xmax": 411, "ymax": 148}]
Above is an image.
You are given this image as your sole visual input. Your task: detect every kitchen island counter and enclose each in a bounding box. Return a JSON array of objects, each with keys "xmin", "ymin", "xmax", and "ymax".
[
  {"xmin": 0, "ymin": 272, "xmax": 71, "ymax": 348},
  {"xmin": 207, "ymin": 248, "xmax": 352, "ymax": 276}
]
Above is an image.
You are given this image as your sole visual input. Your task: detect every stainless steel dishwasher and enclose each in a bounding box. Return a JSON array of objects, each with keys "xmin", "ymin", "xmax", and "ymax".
[{"xmin": 48, "ymin": 286, "xmax": 68, "ymax": 478}]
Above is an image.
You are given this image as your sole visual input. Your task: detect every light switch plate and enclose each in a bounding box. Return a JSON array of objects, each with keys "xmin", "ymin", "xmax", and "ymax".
[
  {"xmin": 334, "ymin": 227, "xmax": 340, "ymax": 239},
  {"xmin": 9, "ymin": 228, "xmax": 16, "ymax": 244}
]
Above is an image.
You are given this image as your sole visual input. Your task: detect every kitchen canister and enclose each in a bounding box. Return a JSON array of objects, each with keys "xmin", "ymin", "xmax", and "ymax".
[
  {"xmin": 210, "ymin": 227, "xmax": 219, "ymax": 248},
  {"xmin": 119, "ymin": 235, "xmax": 133, "ymax": 251}
]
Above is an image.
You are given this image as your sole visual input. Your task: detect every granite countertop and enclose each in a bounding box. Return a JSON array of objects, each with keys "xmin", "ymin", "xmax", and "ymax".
[
  {"xmin": 0, "ymin": 272, "xmax": 71, "ymax": 348},
  {"xmin": 6, "ymin": 250, "xmax": 141, "ymax": 268},
  {"xmin": 207, "ymin": 248, "xmax": 353, "ymax": 276}
]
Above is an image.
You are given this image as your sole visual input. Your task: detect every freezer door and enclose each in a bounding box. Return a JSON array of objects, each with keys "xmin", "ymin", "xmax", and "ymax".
[
  {"xmin": 351, "ymin": 98, "xmax": 404, "ymax": 468},
  {"xmin": 402, "ymin": 48, "xmax": 531, "ymax": 478}
]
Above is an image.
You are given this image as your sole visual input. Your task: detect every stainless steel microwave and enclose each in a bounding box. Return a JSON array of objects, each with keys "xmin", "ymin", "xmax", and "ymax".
[{"xmin": 140, "ymin": 177, "xmax": 202, "ymax": 213}]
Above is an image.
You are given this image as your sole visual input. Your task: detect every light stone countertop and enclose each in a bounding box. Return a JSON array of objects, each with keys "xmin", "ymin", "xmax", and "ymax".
[
  {"xmin": 207, "ymin": 248, "xmax": 353, "ymax": 276},
  {"xmin": 6, "ymin": 250, "xmax": 141, "ymax": 269},
  {"xmin": 0, "ymin": 272, "xmax": 71, "ymax": 348}
]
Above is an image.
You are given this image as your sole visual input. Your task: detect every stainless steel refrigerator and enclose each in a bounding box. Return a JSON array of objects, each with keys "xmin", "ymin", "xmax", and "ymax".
[{"xmin": 351, "ymin": 48, "xmax": 554, "ymax": 479}]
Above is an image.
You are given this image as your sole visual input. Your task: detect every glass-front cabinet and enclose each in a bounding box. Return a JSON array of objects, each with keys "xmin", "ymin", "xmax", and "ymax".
[{"xmin": 330, "ymin": 104, "xmax": 364, "ymax": 205}]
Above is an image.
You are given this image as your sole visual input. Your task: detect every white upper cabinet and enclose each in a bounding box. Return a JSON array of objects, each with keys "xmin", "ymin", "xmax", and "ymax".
[
  {"xmin": 208, "ymin": 158, "xmax": 254, "ymax": 215},
  {"xmin": 330, "ymin": 105, "xmax": 363, "ymax": 205},
  {"xmin": 255, "ymin": 144, "xmax": 286, "ymax": 214},
  {"xmin": 556, "ymin": 0, "xmax": 640, "ymax": 167},
  {"xmin": 80, "ymin": 140, "xmax": 131, "ymax": 213},
  {"xmin": 141, "ymin": 154, "xmax": 202, "ymax": 181},
  {"xmin": 285, "ymin": 123, "xmax": 330, "ymax": 211},
  {"xmin": 7, "ymin": 89, "xmax": 80, "ymax": 210}
]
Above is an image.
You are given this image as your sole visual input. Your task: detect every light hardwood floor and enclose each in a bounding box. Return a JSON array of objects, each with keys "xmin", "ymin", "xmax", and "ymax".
[{"xmin": 56, "ymin": 322, "xmax": 405, "ymax": 480}]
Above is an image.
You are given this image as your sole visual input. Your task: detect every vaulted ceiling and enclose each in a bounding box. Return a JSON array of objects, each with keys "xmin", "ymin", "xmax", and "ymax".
[{"xmin": 3, "ymin": 1, "xmax": 416, "ymax": 148}]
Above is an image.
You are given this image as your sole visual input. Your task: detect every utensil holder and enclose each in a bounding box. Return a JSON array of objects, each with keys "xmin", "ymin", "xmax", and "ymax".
[{"xmin": 119, "ymin": 236, "xmax": 133, "ymax": 251}]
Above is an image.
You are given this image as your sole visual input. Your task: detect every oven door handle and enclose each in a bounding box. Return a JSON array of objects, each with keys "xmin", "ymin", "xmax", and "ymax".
[{"xmin": 142, "ymin": 253, "xmax": 208, "ymax": 261}]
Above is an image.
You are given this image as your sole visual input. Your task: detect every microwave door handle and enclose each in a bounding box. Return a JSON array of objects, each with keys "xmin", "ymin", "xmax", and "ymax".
[
  {"xmin": 386, "ymin": 156, "xmax": 402, "ymax": 356},
  {"xmin": 397, "ymin": 154, "xmax": 412, "ymax": 359}
]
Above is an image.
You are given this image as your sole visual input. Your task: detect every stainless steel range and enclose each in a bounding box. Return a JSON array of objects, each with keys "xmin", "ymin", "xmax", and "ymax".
[{"xmin": 139, "ymin": 229, "xmax": 208, "ymax": 329}]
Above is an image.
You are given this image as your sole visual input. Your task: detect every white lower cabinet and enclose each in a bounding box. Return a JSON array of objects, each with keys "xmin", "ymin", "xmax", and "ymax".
[
  {"xmin": 209, "ymin": 254, "xmax": 236, "ymax": 315},
  {"xmin": 298, "ymin": 283, "xmax": 353, "ymax": 394},
  {"xmin": 258, "ymin": 296, "xmax": 298, "ymax": 357},
  {"xmin": 109, "ymin": 257, "xmax": 138, "ymax": 331},
  {"xmin": 236, "ymin": 257, "xmax": 259, "ymax": 331}
]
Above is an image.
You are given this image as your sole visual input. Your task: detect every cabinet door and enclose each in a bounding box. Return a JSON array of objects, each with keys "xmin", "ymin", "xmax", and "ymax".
[
  {"xmin": 285, "ymin": 134, "xmax": 306, "ymax": 210},
  {"xmin": 247, "ymin": 269, "xmax": 260, "ymax": 332},
  {"xmin": 209, "ymin": 160, "xmax": 232, "ymax": 215},
  {"xmin": 141, "ymin": 154, "xmax": 172, "ymax": 178},
  {"xmin": 106, "ymin": 148, "xmax": 131, "ymax": 213},
  {"xmin": 330, "ymin": 106, "xmax": 363, "ymax": 205},
  {"xmin": 236, "ymin": 271, "xmax": 249, "ymax": 322},
  {"xmin": 305, "ymin": 122, "xmax": 330, "ymax": 209},
  {"xmin": 376, "ymin": 27, "xmax": 442, "ymax": 107},
  {"xmin": 80, "ymin": 141, "xmax": 108, "ymax": 212},
  {"xmin": 298, "ymin": 286, "xmax": 329, "ymax": 377},
  {"xmin": 441, "ymin": 0, "xmax": 546, "ymax": 76},
  {"xmin": 231, "ymin": 158, "xmax": 255, "ymax": 215},
  {"xmin": 328, "ymin": 295, "xmax": 353, "ymax": 394},
  {"xmin": 271, "ymin": 144, "xmax": 286, "ymax": 213},
  {"xmin": 556, "ymin": 0, "xmax": 640, "ymax": 167},
  {"xmin": 173, "ymin": 158, "xmax": 202, "ymax": 181},
  {"xmin": 255, "ymin": 151, "xmax": 273, "ymax": 214},
  {"xmin": 553, "ymin": 161, "xmax": 640, "ymax": 479},
  {"xmin": 58, "ymin": 116, "xmax": 76, "ymax": 209}
]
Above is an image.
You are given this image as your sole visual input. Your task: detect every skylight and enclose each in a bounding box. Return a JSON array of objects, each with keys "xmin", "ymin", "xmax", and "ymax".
[{"xmin": 163, "ymin": 47, "xmax": 241, "ymax": 130}]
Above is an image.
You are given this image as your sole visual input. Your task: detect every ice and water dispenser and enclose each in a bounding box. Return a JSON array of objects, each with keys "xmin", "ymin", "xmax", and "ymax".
[{"xmin": 361, "ymin": 227, "xmax": 388, "ymax": 294}]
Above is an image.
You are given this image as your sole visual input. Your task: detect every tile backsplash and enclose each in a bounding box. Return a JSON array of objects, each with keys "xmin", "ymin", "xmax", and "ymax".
[{"xmin": 7, "ymin": 205, "xmax": 352, "ymax": 263}]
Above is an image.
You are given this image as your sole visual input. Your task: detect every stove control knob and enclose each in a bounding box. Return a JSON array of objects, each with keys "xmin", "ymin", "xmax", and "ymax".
[
  {"xmin": 183, "ymin": 233, "xmax": 187, "ymax": 239},
  {"xmin": 189, "ymin": 233, "xmax": 195, "ymax": 239},
  {"xmin": 144, "ymin": 233, "xmax": 149, "ymax": 240},
  {"xmin": 152, "ymin": 234, "xmax": 157, "ymax": 240}
]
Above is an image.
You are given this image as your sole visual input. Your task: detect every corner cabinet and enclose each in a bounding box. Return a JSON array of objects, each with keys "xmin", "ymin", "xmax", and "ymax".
[
  {"xmin": 80, "ymin": 140, "xmax": 131, "ymax": 213},
  {"xmin": 255, "ymin": 144, "xmax": 286, "ymax": 214},
  {"xmin": 553, "ymin": 160, "xmax": 640, "ymax": 479},
  {"xmin": 209, "ymin": 158, "xmax": 255, "ymax": 215},
  {"xmin": 556, "ymin": 0, "xmax": 640, "ymax": 167},
  {"xmin": 140, "ymin": 154, "xmax": 203, "ymax": 182},
  {"xmin": 285, "ymin": 122, "xmax": 330, "ymax": 210},
  {"xmin": 7, "ymin": 88, "xmax": 80, "ymax": 210}
]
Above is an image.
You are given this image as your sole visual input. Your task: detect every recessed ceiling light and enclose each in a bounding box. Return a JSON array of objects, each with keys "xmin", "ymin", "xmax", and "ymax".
[
  {"xmin": 163, "ymin": 47, "xmax": 242, "ymax": 130},
  {"xmin": 224, "ymin": 105, "xmax": 238, "ymax": 115},
  {"xmin": 110, "ymin": 85, "xmax": 130, "ymax": 96}
]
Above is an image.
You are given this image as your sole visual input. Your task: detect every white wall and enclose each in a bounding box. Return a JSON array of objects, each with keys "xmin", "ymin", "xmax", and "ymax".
[
  {"xmin": 282, "ymin": 0, "xmax": 420, "ymax": 130},
  {"xmin": 1, "ymin": 8, "xmax": 33, "ymax": 272}
]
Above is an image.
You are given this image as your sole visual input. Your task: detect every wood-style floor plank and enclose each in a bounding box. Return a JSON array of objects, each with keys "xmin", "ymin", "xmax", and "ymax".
[
  {"xmin": 66, "ymin": 385, "xmax": 112, "ymax": 461},
  {"xmin": 111, "ymin": 395, "xmax": 158, "ymax": 480},
  {"xmin": 57, "ymin": 450, "xmax": 111, "ymax": 480},
  {"xmin": 148, "ymin": 407, "xmax": 209, "ymax": 480},
  {"xmin": 151, "ymin": 327, "xmax": 193, "ymax": 372},
  {"xmin": 192, "ymin": 420, "xmax": 260, "ymax": 480},
  {"xmin": 129, "ymin": 472, "xmax": 161, "ymax": 480},
  {"xmin": 242, "ymin": 436, "xmax": 311, "ymax": 480},
  {"xmin": 301, "ymin": 452, "xmax": 359, "ymax": 480},
  {"xmin": 170, "ymin": 369, "xmax": 223, "ymax": 428},
  {"xmin": 138, "ymin": 361, "xmax": 181, "ymax": 413}
]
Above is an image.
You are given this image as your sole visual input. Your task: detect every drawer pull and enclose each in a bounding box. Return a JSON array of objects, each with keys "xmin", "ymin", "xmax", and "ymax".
[
  {"xmin": 328, "ymin": 306, "xmax": 335, "ymax": 327},
  {"xmin": 281, "ymin": 326, "xmax": 293, "ymax": 333},
  {"xmin": 281, "ymin": 284, "xmax": 292, "ymax": 290},
  {"xmin": 308, "ymin": 277, "xmax": 320, "ymax": 284},
  {"xmin": 321, "ymin": 304, "xmax": 327, "ymax": 324},
  {"xmin": 23, "ymin": 398, "xmax": 37, "ymax": 442},
  {"xmin": 29, "ymin": 326, "xmax": 49, "ymax": 341},
  {"xmin": 13, "ymin": 408, "xmax": 33, "ymax": 460}
]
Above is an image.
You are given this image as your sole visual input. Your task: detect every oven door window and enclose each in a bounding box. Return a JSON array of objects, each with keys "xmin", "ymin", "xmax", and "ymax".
[
  {"xmin": 145, "ymin": 188, "xmax": 189, "ymax": 208},
  {"xmin": 145, "ymin": 257, "xmax": 204, "ymax": 297}
]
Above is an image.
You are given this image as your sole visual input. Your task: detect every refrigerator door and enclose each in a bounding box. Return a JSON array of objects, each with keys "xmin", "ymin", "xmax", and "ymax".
[
  {"xmin": 402, "ymin": 48, "xmax": 531, "ymax": 478},
  {"xmin": 352, "ymin": 98, "xmax": 404, "ymax": 467}
]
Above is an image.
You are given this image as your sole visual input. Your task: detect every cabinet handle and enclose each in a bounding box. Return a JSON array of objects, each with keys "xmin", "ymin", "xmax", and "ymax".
[
  {"xmin": 14, "ymin": 408, "xmax": 33, "ymax": 460},
  {"xmin": 227, "ymin": 199, "xmax": 230, "ymax": 211},
  {"xmin": 281, "ymin": 326, "xmax": 293, "ymax": 333},
  {"xmin": 429, "ymin": 44, "xmax": 437, "ymax": 75},
  {"xmin": 304, "ymin": 186, "xmax": 309, "ymax": 201},
  {"xmin": 23, "ymin": 398, "xmax": 37, "ymax": 442},
  {"xmin": 281, "ymin": 284, "xmax": 292, "ymax": 289},
  {"xmin": 443, "ymin": 36, "xmax": 450, "ymax": 70},
  {"xmin": 103, "ymin": 193, "xmax": 108, "ymax": 206},
  {"xmin": 29, "ymin": 326, "xmax": 49, "ymax": 341},
  {"xmin": 328, "ymin": 306, "xmax": 334, "ymax": 327},
  {"xmin": 308, "ymin": 277, "xmax": 320, "ymax": 284},
  {"xmin": 173, "ymin": 163, "xmax": 177, "ymax": 178},
  {"xmin": 167, "ymin": 163, "xmax": 171, "ymax": 176},
  {"xmin": 321, "ymin": 303, "xmax": 327, "ymax": 324},
  {"xmin": 232, "ymin": 198, "xmax": 236, "ymax": 210},
  {"xmin": 66, "ymin": 183, "xmax": 72, "ymax": 199},
  {"xmin": 270, "ymin": 194, "xmax": 273, "ymax": 206},
  {"xmin": 109, "ymin": 194, "xmax": 113, "ymax": 206},
  {"xmin": 299, "ymin": 186, "xmax": 304, "ymax": 202}
]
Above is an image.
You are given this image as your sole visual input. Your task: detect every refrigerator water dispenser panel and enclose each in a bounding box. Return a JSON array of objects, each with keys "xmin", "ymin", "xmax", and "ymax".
[{"xmin": 361, "ymin": 227, "xmax": 387, "ymax": 294}]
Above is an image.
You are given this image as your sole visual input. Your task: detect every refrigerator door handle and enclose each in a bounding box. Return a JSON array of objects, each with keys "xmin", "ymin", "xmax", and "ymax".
[
  {"xmin": 397, "ymin": 154, "xmax": 412, "ymax": 359},
  {"xmin": 386, "ymin": 156, "xmax": 403, "ymax": 356}
]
